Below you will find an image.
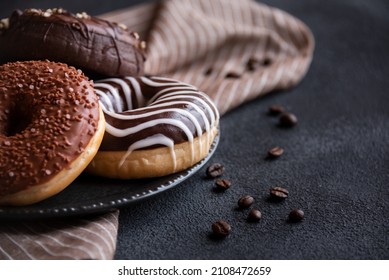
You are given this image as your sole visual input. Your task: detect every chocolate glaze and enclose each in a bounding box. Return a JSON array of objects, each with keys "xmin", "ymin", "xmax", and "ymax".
[
  {"xmin": 94, "ymin": 76, "xmax": 219, "ymax": 152},
  {"xmin": 0, "ymin": 8, "xmax": 146, "ymax": 77},
  {"xmin": 0, "ymin": 61, "xmax": 100, "ymax": 196}
]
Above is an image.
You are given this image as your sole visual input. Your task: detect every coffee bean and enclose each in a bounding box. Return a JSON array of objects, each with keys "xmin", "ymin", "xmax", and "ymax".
[
  {"xmin": 268, "ymin": 104, "xmax": 285, "ymax": 116},
  {"xmin": 247, "ymin": 209, "xmax": 262, "ymax": 222},
  {"xmin": 238, "ymin": 195, "xmax": 255, "ymax": 208},
  {"xmin": 212, "ymin": 220, "xmax": 231, "ymax": 238},
  {"xmin": 246, "ymin": 57, "xmax": 261, "ymax": 71},
  {"xmin": 262, "ymin": 57, "xmax": 272, "ymax": 66},
  {"xmin": 267, "ymin": 146, "xmax": 284, "ymax": 158},
  {"xmin": 225, "ymin": 72, "xmax": 241, "ymax": 79},
  {"xmin": 270, "ymin": 187, "xmax": 289, "ymax": 200},
  {"xmin": 214, "ymin": 179, "xmax": 231, "ymax": 191},
  {"xmin": 279, "ymin": 112, "xmax": 298, "ymax": 127},
  {"xmin": 204, "ymin": 67, "xmax": 213, "ymax": 76},
  {"xmin": 206, "ymin": 163, "xmax": 225, "ymax": 178},
  {"xmin": 288, "ymin": 209, "xmax": 304, "ymax": 222}
]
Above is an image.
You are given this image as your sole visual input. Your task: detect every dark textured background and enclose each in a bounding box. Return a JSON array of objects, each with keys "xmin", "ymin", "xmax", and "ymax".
[{"xmin": 1, "ymin": 0, "xmax": 388, "ymax": 259}]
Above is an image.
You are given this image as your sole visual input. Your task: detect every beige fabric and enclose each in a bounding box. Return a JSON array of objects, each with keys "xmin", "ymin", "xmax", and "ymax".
[
  {"xmin": 103, "ymin": 0, "xmax": 314, "ymax": 115},
  {"xmin": 0, "ymin": 211, "xmax": 118, "ymax": 259},
  {"xmin": 0, "ymin": 0, "xmax": 314, "ymax": 259}
]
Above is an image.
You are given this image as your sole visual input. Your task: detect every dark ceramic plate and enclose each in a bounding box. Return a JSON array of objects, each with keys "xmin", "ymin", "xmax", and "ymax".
[{"xmin": 0, "ymin": 134, "xmax": 219, "ymax": 220}]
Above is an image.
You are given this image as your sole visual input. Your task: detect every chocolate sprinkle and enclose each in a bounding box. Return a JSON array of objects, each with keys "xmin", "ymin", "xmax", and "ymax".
[{"xmin": 0, "ymin": 61, "xmax": 100, "ymax": 196}]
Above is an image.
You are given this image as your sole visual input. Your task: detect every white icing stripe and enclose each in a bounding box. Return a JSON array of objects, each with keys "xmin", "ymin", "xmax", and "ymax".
[
  {"xmin": 200, "ymin": 91, "xmax": 220, "ymax": 122},
  {"xmin": 103, "ymin": 105, "xmax": 203, "ymax": 154},
  {"xmin": 105, "ymin": 118, "xmax": 192, "ymax": 141},
  {"xmin": 148, "ymin": 86, "xmax": 196, "ymax": 104},
  {"xmin": 102, "ymin": 101, "xmax": 206, "ymax": 130},
  {"xmin": 98, "ymin": 78, "xmax": 133, "ymax": 110},
  {"xmin": 94, "ymin": 83, "xmax": 123, "ymax": 112},
  {"xmin": 106, "ymin": 118, "xmax": 195, "ymax": 161},
  {"xmin": 103, "ymin": 100, "xmax": 208, "ymax": 153},
  {"xmin": 124, "ymin": 77, "xmax": 146, "ymax": 107},
  {"xmin": 95, "ymin": 89, "xmax": 114, "ymax": 112},
  {"xmin": 110, "ymin": 104, "xmax": 204, "ymax": 133},
  {"xmin": 151, "ymin": 93, "xmax": 216, "ymax": 127},
  {"xmin": 119, "ymin": 134, "xmax": 176, "ymax": 171},
  {"xmin": 96, "ymin": 79, "xmax": 215, "ymax": 125},
  {"xmin": 95, "ymin": 76, "xmax": 219, "ymax": 162}
]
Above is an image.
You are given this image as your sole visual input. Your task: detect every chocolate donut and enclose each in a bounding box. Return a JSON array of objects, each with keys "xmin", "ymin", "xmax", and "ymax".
[
  {"xmin": 0, "ymin": 61, "xmax": 105, "ymax": 206},
  {"xmin": 87, "ymin": 76, "xmax": 220, "ymax": 179},
  {"xmin": 0, "ymin": 8, "xmax": 146, "ymax": 77}
]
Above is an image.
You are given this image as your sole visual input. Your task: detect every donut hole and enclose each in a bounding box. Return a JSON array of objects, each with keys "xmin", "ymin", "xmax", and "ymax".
[{"xmin": 2, "ymin": 96, "xmax": 34, "ymax": 137}]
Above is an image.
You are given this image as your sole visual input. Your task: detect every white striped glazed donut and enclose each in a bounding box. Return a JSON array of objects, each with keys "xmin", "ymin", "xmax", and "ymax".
[{"xmin": 87, "ymin": 76, "xmax": 219, "ymax": 179}]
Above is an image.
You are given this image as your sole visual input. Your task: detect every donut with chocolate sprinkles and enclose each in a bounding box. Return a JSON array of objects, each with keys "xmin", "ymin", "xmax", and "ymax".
[
  {"xmin": 0, "ymin": 8, "xmax": 146, "ymax": 77},
  {"xmin": 0, "ymin": 60, "xmax": 105, "ymax": 206}
]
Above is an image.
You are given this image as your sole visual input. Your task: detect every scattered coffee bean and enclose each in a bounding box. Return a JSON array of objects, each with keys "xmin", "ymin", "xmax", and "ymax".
[
  {"xmin": 212, "ymin": 220, "xmax": 231, "ymax": 238},
  {"xmin": 279, "ymin": 112, "xmax": 298, "ymax": 127},
  {"xmin": 270, "ymin": 187, "xmax": 289, "ymax": 200},
  {"xmin": 246, "ymin": 57, "xmax": 261, "ymax": 71},
  {"xmin": 225, "ymin": 72, "xmax": 241, "ymax": 79},
  {"xmin": 204, "ymin": 67, "xmax": 213, "ymax": 76},
  {"xmin": 267, "ymin": 146, "xmax": 284, "ymax": 158},
  {"xmin": 238, "ymin": 195, "xmax": 255, "ymax": 208},
  {"xmin": 268, "ymin": 104, "xmax": 285, "ymax": 116},
  {"xmin": 247, "ymin": 209, "xmax": 262, "ymax": 222},
  {"xmin": 214, "ymin": 179, "xmax": 231, "ymax": 191},
  {"xmin": 206, "ymin": 163, "xmax": 225, "ymax": 178},
  {"xmin": 262, "ymin": 57, "xmax": 272, "ymax": 66},
  {"xmin": 288, "ymin": 209, "xmax": 304, "ymax": 222}
]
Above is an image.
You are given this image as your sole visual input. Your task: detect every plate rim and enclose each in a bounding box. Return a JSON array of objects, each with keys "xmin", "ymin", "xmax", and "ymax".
[{"xmin": 0, "ymin": 134, "xmax": 219, "ymax": 220}]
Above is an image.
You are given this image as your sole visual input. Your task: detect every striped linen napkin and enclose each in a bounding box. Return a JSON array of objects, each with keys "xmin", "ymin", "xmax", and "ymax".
[{"xmin": 0, "ymin": 0, "xmax": 314, "ymax": 259}]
